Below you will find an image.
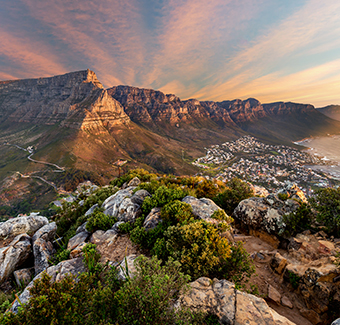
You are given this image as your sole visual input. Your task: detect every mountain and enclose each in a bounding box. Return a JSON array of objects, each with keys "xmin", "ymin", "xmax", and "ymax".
[
  {"xmin": 1, "ymin": 70, "xmax": 340, "ymax": 213},
  {"xmin": 317, "ymin": 105, "xmax": 340, "ymax": 121}
]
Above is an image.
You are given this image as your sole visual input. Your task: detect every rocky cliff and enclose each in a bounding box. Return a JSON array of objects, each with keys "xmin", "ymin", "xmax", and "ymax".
[{"xmin": 0, "ymin": 70, "xmax": 130, "ymax": 131}]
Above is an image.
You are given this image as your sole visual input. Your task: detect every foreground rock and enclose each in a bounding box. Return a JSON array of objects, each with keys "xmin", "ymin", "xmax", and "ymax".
[
  {"xmin": 11, "ymin": 257, "xmax": 85, "ymax": 313},
  {"xmin": 101, "ymin": 187, "xmax": 145, "ymax": 222},
  {"xmin": 0, "ymin": 215, "xmax": 48, "ymax": 240},
  {"xmin": 182, "ymin": 196, "xmax": 221, "ymax": 220},
  {"xmin": 178, "ymin": 277, "xmax": 295, "ymax": 324},
  {"xmin": 0, "ymin": 234, "xmax": 32, "ymax": 284}
]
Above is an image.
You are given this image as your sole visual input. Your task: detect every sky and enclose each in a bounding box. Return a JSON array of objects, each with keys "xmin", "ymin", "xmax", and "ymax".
[{"xmin": 0, "ymin": 0, "xmax": 340, "ymax": 107}]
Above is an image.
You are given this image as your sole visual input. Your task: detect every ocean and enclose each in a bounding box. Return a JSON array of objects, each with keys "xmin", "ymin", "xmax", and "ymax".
[{"xmin": 295, "ymin": 135, "xmax": 340, "ymax": 180}]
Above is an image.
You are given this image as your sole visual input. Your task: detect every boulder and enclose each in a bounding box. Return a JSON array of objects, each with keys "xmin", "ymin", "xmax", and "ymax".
[
  {"xmin": 111, "ymin": 221, "xmax": 125, "ymax": 233},
  {"xmin": 143, "ymin": 208, "xmax": 162, "ymax": 231},
  {"xmin": 130, "ymin": 189, "xmax": 151, "ymax": 206},
  {"xmin": 0, "ymin": 234, "xmax": 32, "ymax": 284},
  {"xmin": 126, "ymin": 177, "xmax": 141, "ymax": 187},
  {"xmin": 67, "ymin": 231, "xmax": 90, "ymax": 251},
  {"xmin": 33, "ymin": 237, "xmax": 55, "ymax": 275},
  {"xmin": 32, "ymin": 222, "xmax": 57, "ymax": 243},
  {"xmin": 178, "ymin": 277, "xmax": 295, "ymax": 325},
  {"xmin": 76, "ymin": 222, "xmax": 88, "ymax": 235},
  {"xmin": 331, "ymin": 319, "xmax": 340, "ymax": 325},
  {"xmin": 102, "ymin": 187, "xmax": 142, "ymax": 222},
  {"xmin": 13, "ymin": 267, "xmax": 34, "ymax": 287},
  {"xmin": 281, "ymin": 296, "xmax": 293, "ymax": 309},
  {"xmin": 11, "ymin": 257, "xmax": 85, "ymax": 313},
  {"xmin": 84, "ymin": 203, "xmax": 99, "ymax": 217},
  {"xmin": 0, "ymin": 215, "xmax": 48, "ymax": 240},
  {"xmin": 233, "ymin": 194, "xmax": 300, "ymax": 237},
  {"xmin": 70, "ymin": 242, "xmax": 87, "ymax": 259},
  {"xmin": 90, "ymin": 229, "xmax": 117, "ymax": 246},
  {"xmin": 182, "ymin": 196, "xmax": 221, "ymax": 220},
  {"xmin": 271, "ymin": 252, "xmax": 288, "ymax": 275},
  {"xmin": 117, "ymin": 254, "xmax": 138, "ymax": 280},
  {"xmin": 267, "ymin": 284, "xmax": 281, "ymax": 304}
]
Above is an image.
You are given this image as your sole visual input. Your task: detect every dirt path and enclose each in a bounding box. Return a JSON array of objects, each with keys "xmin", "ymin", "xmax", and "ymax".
[{"xmin": 234, "ymin": 232, "xmax": 313, "ymax": 325}]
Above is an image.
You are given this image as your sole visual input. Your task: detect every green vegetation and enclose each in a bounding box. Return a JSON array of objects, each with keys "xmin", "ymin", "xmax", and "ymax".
[
  {"xmin": 85, "ymin": 209, "xmax": 116, "ymax": 233},
  {"xmin": 1, "ymin": 251, "xmax": 204, "ymax": 325},
  {"xmin": 213, "ymin": 178, "xmax": 254, "ymax": 215},
  {"xmin": 309, "ymin": 187, "xmax": 340, "ymax": 237}
]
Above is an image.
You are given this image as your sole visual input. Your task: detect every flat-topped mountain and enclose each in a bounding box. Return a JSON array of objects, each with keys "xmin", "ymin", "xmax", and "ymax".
[
  {"xmin": 1, "ymin": 70, "xmax": 340, "ymax": 213},
  {"xmin": 0, "ymin": 69, "xmax": 129, "ymax": 131}
]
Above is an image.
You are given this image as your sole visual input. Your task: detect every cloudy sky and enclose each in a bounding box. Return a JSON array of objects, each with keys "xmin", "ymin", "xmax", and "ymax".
[{"xmin": 1, "ymin": 0, "xmax": 340, "ymax": 107}]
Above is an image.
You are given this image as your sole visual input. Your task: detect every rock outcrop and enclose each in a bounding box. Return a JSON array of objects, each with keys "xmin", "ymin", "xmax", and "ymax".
[
  {"xmin": 0, "ymin": 215, "xmax": 48, "ymax": 240},
  {"xmin": 178, "ymin": 277, "xmax": 295, "ymax": 325},
  {"xmin": 0, "ymin": 69, "xmax": 130, "ymax": 130},
  {"xmin": 0, "ymin": 234, "xmax": 32, "ymax": 284}
]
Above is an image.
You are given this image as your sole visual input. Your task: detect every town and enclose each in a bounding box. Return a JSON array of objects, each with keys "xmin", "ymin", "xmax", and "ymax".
[{"xmin": 193, "ymin": 136, "xmax": 338, "ymax": 195}]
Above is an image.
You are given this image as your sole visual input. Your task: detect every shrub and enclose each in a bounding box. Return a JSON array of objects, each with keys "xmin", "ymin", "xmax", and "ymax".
[
  {"xmin": 115, "ymin": 255, "xmax": 200, "ymax": 325},
  {"xmin": 196, "ymin": 180, "xmax": 218, "ymax": 199},
  {"xmin": 86, "ymin": 209, "xmax": 115, "ymax": 232},
  {"xmin": 309, "ymin": 187, "xmax": 340, "ymax": 236},
  {"xmin": 50, "ymin": 248, "xmax": 71, "ymax": 265},
  {"xmin": 154, "ymin": 220, "xmax": 231, "ymax": 278},
  {"xmin": 161, "ymin": 200, "xmax": 194, "ymax": 224},
  {"xmin": 82, "ymin": 243, "xmax": 102, "ymax": 275},
  {"xmin": 141, "ymin": 185, "xmax": 187, "ymax": 215},
  {"xmin": 221, "ymin": 241, "xmax": 256, "ymax": 288},
  {"xmin": 213, "ymin": 178, "xmax": 254, "ymax": 215},
  {"xmin": 282, "ymin": 203, "xmax": 314, "ymax": 237}
]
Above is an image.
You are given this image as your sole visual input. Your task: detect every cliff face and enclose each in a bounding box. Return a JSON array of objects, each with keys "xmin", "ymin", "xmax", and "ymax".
[
  {"xmin": 107, "ymin": 86, "xmax": 317, "ymax": 126},
  {"xmin": 0, "ymin": 70, "xmax": 130, "ymax": 131}
]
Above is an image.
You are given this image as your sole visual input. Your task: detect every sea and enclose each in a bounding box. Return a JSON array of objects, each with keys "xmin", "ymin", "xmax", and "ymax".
[{"xmin": 295, "ymin": 135, "xmax": 340, "ymax": 180}]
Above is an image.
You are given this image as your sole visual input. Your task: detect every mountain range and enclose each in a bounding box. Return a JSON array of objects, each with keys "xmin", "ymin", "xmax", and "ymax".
[{"xmin": 0, "ymin": 69, "xmax": 339, "ymax": 211}]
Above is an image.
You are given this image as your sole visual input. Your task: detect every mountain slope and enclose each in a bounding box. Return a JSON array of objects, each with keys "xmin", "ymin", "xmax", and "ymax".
[{"xmin": 317, "ymin": 105, "xmax": 340, "ymax": 121}]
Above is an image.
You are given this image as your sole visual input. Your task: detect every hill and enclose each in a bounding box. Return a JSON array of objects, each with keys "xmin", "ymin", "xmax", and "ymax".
[
  {"xmin": 1, "ymin": 69, "xmax": 340, "ymax": 213},
  {"xmin": 317, "ymin": 105, "xmax": 340, "ymax": 121}
]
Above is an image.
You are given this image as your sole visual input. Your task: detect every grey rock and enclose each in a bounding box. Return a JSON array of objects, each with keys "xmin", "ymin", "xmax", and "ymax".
[
  {"xmin": 76, "ymin": 222, "xmax": 88, "ymax": 234},
  {"xmin": 90, "ymin": 229, "xmax": 117, "ymax": 246},
  {"xmin": 127, "ymin": 177, "xmax": 141, "ymax": 187},
  {"xmin": 33, "ymin": 237, "xmax": 55, "ymax": 275},
  {"xmin": 331, "ymin": 319, "xmax": 340, "ymax": 325},
  {"xmin": 0, "ymin": 215, "xmax": 48, "ymax": 240},
  {"xmin": 102, "ymin": 187, "xmax": 141, "ymax": 222},
  {"xmin": 143, "ymin": 208, "xmax": 162, "ymax": 231},
  {"xmin": 131, "ymin": 189, "xmax": 151, "ymax": 206},
  {"xmin": 85, "ymin": 203, "xmax": 99, "ymax": 217},
  {"xmin": 233, "ymin": 194, "xmax": 300, "ymax": 236},
  {"xmin": 112, "ymin": 221, "xmax": 125, "ymax": 232},
  {"xmin": 78, "ymin": 200, "xmax": 84, "ymax": 206},
  {"xmin": 12, "ymin": 257, "xmax": 85, "ymax": 313},
  {"xmin": 0, "ymin": 234, "xmax": 32, "ymax": 284},
  {"xmin": 276, "ymin": 182, "xmax": 307, "ymax": 203},
  {"xmin": 117, "ymin": 254, "xmax": 138, "ymax": 280},
  {"xmin": 67, "ymin": 231, "xmax": 90, "ymax": 251},
  {"xmin": 13, "ymin": 267, "xmax": 34, "ymax": 288},
  {"xmin": 32, "ymin": 222, "xmax": 57, "ymax": 243},
  {"xmin": 182, "ymin": 196, "xmax": 220, "ymax": 220}
]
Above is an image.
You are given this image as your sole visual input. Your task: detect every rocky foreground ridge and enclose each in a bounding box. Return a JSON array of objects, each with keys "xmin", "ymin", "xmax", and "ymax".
[{"xmin": 1, "ymin": 177, "xmax": 340, "ymax": 324}]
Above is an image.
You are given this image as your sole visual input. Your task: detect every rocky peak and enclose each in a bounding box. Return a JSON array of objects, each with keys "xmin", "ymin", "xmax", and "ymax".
[{"xmin": 0, "ymin": 70, "xmax": 129, "ymax": 131}]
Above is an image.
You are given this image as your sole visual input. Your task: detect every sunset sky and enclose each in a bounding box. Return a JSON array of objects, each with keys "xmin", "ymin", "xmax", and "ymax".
[{"xmin": 1, "ymin": 0, "xmax": 340, "ymax": 107}]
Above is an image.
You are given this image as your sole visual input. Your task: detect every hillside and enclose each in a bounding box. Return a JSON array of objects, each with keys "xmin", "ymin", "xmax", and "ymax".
[
  {"xmin": 1, "ymin": 70, "xmax": 340, "ymax": 213},
  {"xmin": 317, "ymin": 105, "xmax": 340, "ymax": 121}
]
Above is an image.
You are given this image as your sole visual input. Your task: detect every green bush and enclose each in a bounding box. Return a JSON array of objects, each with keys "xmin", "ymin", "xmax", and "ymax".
[
  {"xmin": 160, "ymin": 200, "xmax": 194, "ymax": 224},
  {"xmin": 309, "ymin": 187, "xmax": 340, "ymax": 236},
  {"xmin": 115, "ymin": 255, "xmax": 200, "ymax": 325},
  {"xmin": 153, "ymin": 220, "xmax": 231, "ymax": 278},
  {"xmin": 141, "ymin": 185, "xmax": 187, "ymax": 215},
  {"xmin": 82, "ymin": 243, "xmax": 102, "ymax": 275},
  {"xmin": 86, "ymin": 209, "xmax": 115, "ymax": 232},
  {"xmin": 50, "ymin": 248, "xmax": 71, "ymax": 265},
  {"xmin": 213, "ymin": 178, "xmax": 254, "ymax": 215},
  {"xmin": 282, "ymin": 203, "xmax": 314, "ymax": 237}
]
